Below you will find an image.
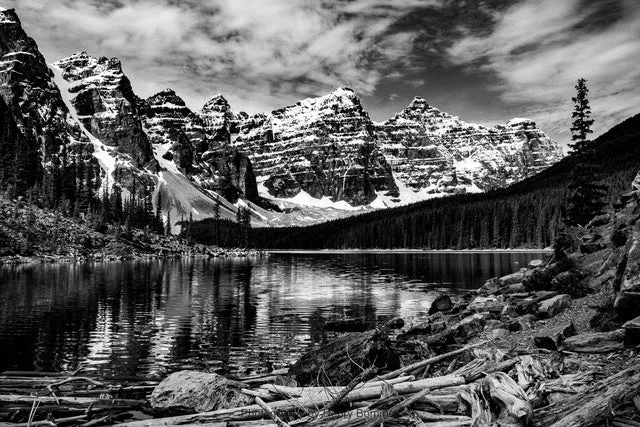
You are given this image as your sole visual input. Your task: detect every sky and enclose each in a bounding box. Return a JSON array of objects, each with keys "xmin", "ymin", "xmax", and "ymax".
[{"xmin": 4, "ymin": 0, "xmax": 640, "ymax": 147}]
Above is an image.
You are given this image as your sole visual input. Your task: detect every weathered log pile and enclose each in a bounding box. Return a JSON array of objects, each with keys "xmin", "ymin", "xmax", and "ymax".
[{"xmin": 0, "ymin": 371, "xmax": 158, "ymax": 426}]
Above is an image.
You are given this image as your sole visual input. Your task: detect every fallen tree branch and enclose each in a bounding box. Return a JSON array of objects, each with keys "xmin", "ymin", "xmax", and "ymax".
[
  {"xmin": 378, "ymin": 341, "xmax": 488, "ymax": 380},
  {"xmin": 326, "ymin": 366, "xmax": 376, "ymax": 411},
  {"xmin": 256, "ymin": 396, "xmax": 291, "ymax": 427},
  {"xmin": 536, "ymin": 363, "xmax": 640, "ymax": 426}
]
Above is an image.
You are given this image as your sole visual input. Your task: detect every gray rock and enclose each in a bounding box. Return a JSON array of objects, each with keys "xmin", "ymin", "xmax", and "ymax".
[
  {"xmin": 429, "ymin": 294, "xmax": 453, "ymax": 315},
  {"xmin": 499, "ymin": 270, "xmax": 527, "ymax": 286},
  {"xmin": 615, "ymin": 225, "xmax": 640, "ymax": 319},
  {"xmin": 587, "ymin": 214, "xmax": 611, "ymax": 228},
  {"xmin": 490, "ymin": 328, "xmax": 511, "ymax": 340},
  {"xmin": 502, "ymin": 283, "xmax": 527, "ymax": 294},
  {"xmin": 468, "ymin": 295, "xmax": 505, "ymax": 314},
  {"xmin": 374, "ymin": 98, "xmax": 562, "ymax": 198},
  {"xmin": 528, "ymin": 259, "xmax": 544, "ymax": 268},
  {"xmin": 563, "ymin": 329, "xmax": 625, "ymax": 353},
  {"xmin": 149, "ymin": 371, "xmax": 252, "ymax": 413},
  {"xmin": 383, "ymin": 317, "xmax": 405, "ymax": 330},
  {"xmin": 455, "ymin": 312, "xmax": 488, "ymax": 339},
  {"xmin": 483, "ymin": 319, "xmax": 503, "ymax": 331},
  {"xmin": 536, "ymin": 294, "xmax": 571, "ymax": 319},
  {"xmin": 507, "ymin": 314, "xmax": 536, "ymax": 332},
  {"xmin": 623, "ymin": 316, "xmax": 640, "ymax": 345},
  {"xmin": 534, "ymin": 321, "xmax": 576, "ymax": 350}
]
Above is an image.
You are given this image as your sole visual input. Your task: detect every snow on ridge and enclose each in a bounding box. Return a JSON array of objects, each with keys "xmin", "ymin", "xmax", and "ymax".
[
  {"xmin": 51, "ymin": 64, "xmax": 116, "ymax": 192},
  {"xmin": 507, "ymin": 117, "xmax": 535, "ymax": 126}
]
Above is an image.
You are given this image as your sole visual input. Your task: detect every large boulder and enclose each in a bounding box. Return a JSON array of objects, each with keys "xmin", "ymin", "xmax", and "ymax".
[
  {"xmin": 289, "ymin": 328, "xmax": 400, "ymax": 386},
  {"xmin": 149, "ymin": 371, "xmax": 252, "ymax": 413},
  {"xmin": 468, "ymin": 295, "xmax": 505, "ymax": 315},
  {"xmin": 428, "ymin": 294, "xmax": 453, "ymax": 315}
]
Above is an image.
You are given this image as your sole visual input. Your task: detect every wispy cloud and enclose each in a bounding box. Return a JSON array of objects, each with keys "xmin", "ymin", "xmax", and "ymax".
[
  {"xmin": 3, "ymin": 0, "xmax": 640, "ymax": 144},
  {"xmin": 447, "ymin": 0, "xmax": 640, "ymax": 145},
  {"xmin": 5, "ymin": 0, "xmax": 443, "ymax": 113}
]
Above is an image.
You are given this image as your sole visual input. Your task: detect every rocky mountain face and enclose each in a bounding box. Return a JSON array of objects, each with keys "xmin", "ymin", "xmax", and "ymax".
[
  {"xmin": 374, "ymin": 97, "xmax": 563, "ymax": 195},
  {"xmin": 139, "ymin": 90, "xmax": 258, "ymax": 203},
  {"xmin": 52, "ymin": 51, "xmax": 259, "ymax": 219},
  {"xmin": 0, "ymin": 7, "xmax": 564, "ymax": 228},
  {"xmin": 230, "ymin": 90, "xmax": 562, "ymax": 207},
  {"xmin": 234, "ymin": 88, "xmax": 398, "ymax": 206},
  {"xmin": 53, "ymin": 52, "xmax": 154, "ymax": 168},
  {"xmin": 0, "ymin": 8, "xmax": 96, "ymax": 196}
]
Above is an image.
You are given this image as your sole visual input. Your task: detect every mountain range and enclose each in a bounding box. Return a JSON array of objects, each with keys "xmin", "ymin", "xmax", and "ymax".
[{"xmin": 0, "ymin": 7, "xmax": 563, "ymax": 230}]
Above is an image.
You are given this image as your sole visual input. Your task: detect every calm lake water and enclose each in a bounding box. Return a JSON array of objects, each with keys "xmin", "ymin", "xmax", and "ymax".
[{"xmin": 0, "ymin": 251, "xmax": 546, "ymax": 378}]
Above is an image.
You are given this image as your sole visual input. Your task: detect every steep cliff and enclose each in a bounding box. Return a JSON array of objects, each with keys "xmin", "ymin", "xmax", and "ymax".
[
  {"xmin": 0, "ymin": 8, "xmax": 97, "ymax": 199},
  {"xmin": 374, "ymin": 97, "xmax": 563, "ymax": 197},
  {"xmin": 139, "ymin": 89, "xmax": 258, "ymax": 203},
  {"xmin": 52, "ymin": 52, "xmax": 154, "ymax": 168},
  {"xmin": 233, "ymin": 88, "xmax": 398, "ymax": 206},
  {"xmin": 230, "ymin": 90, "xmax": 562, "ymax": 208}
]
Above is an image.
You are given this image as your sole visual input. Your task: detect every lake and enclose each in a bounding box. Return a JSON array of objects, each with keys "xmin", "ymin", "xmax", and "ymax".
[{"xmin": 0, "ymin": 251, "xmax": 546, "ymax": 379}]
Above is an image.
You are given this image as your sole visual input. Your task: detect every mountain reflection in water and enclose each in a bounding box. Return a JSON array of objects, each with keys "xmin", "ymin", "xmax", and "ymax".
[{"xmin": 0, "ymin": 251, "xmax": 546, "ymax": 378}]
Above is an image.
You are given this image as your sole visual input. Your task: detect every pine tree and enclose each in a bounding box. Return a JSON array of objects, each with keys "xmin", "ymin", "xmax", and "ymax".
[
  {"xmin": 235, "ymin": 207, "xmax": 242, "ymax": 247},
  {"xmin": 569, "ymin": 78, "xmax": 595, "ymax": 154},
  {"xmin": 566, "ymin": 77, "xmax": 606, "ymax": 226},
  {"xmin": 155, "ymin": 191, "xmax": 164, "ymax": 234},
  {"xmin": 242, "ymin": 207, "xmax": 252, "ymax": 249},
  {"xmin": 213, "ymin": 196, "xmax": 220, "ymax": 246},
  {"xmin": 165, "ymin": 210, "xmax": 172, "ymax": 236},
  {"xmin": 111, "ymin": 185, "xmax": 123, "ymax": 224},
  {"xmin": 187, "ymin": 212, "xmax": 194, "ymax": 243}
]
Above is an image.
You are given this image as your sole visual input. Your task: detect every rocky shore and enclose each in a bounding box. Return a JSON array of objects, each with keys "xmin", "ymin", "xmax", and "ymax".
[
  {"xmin": 0, "ymin": 194, "xmax": 265, "ymax": 265},
  {"xmin": 4, "ymin": 240, "xmax": 636, "ymax": 426}
]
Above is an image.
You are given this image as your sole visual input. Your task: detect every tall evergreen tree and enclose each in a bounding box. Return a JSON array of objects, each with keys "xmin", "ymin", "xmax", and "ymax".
[
  {"xmin": 213, "ymin": 196, "xmax": 220, "ymax": 246},
  {"xmin": 165, "ymin": 210, "xmax": 172, "ymax": 236},
  {"xmin": 566, "ymin": 78, "xmax": 606, "ymax": 226},
  {"xmin": 569, "ymin": 78, "xmax": 595, "ymax": 154},
  {"xmin": 242, "ymin": 207, "xmax": 252, "ymax": 249},
  {"xmin": 155, "ymin": 191, "xmax": 164, "ymax": 234}
]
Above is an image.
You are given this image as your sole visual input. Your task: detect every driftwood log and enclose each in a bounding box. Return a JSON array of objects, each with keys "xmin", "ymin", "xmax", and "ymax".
[
  {"xmin": 535, "ymin": 363, "xmax": 640, "ymax": 426},
  {"xmin": 118, "ymin": 374, "xmax": 468, "ymax": 426},
  {"xmin": 378, "ymin": 341, "xmax": 487, "ymax": 380}
]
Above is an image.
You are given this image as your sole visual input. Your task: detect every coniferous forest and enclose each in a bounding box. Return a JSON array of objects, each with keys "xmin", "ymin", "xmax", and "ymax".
[{"xmin": 189, "ymin": 113, "xmax": 640, "ymax": 250}]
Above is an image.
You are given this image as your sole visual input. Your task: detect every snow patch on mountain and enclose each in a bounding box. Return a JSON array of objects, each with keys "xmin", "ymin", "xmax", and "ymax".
[{"xmin": 52, "ymin": 65, "xmax": 117, "ymax": 193}]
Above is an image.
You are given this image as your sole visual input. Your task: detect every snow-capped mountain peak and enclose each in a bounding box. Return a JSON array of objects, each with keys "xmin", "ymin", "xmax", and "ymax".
[{"xmin": 0, "ymin": 7, "xmax": 566, "ymax": 229}]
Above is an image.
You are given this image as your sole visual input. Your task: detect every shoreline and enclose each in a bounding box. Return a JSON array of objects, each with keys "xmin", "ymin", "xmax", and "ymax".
[
  {"xmin": 267, "ymin": 248, "xmax": 552, "ymax": 254},
  {"xmin": 0, "ymin": 248, "xmax": 549, "ymax": 265},
  {"xmin": 0, "ymin": 248, "xmax": 267, "ymax": 266}
]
